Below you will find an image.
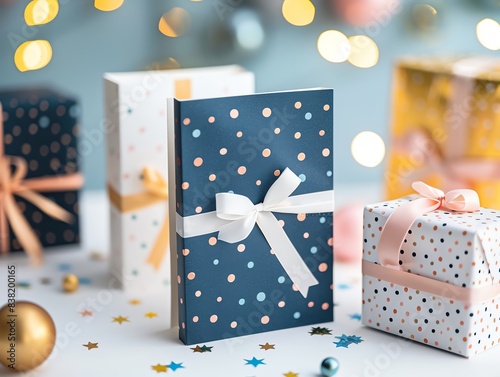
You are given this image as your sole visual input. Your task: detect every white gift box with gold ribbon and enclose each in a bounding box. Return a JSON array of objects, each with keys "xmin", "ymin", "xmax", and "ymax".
[{"xmin": 104, "ymin": 66, "xmax": 255, "ymax": 291}]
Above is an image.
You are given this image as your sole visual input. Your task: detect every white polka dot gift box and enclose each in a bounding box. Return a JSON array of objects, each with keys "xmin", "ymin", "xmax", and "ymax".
[
  {"xmin": 167, "ymin": 89, "xmax": 334, "ymax": 345},
  {"xmin": 104, "ymin": 66, "xmax": 254, "ymax": 291},
  {"xmin": 362, "ymin": 181, "xmax": 500, "ymax": 357}
]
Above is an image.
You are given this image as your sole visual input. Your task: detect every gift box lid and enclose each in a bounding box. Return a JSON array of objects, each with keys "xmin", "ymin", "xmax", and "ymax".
[{"xmin": 364, "ymin": 196, "xmax": 500, "ymax": 289}]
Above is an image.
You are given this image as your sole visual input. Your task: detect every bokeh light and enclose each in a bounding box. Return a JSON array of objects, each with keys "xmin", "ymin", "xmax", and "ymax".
[
  {"xmin": 412, "ymin": 4, "xmax": 438, "ymax": 31},
  {"xmin": 232, "ymin": 9, "xmax": 264, "ymax": 50},
  {"xmin": 317, "ymin": 30, "xmax": 351, "ymax": 63},
  {"xmin": 347, "ymin": 35, "xmax": 379, "ymax": 68},
  {"xmin": 94, "ymin": 0, "xmax": 124, "ymax": 12},
  {"xmin": 476, "ymin": 18, "xmax": 500, "ymax": 51},
  {"xmin": 14, "ymin": 40, "xmax": 53, "ymax": 72},
  {"xmin": 24, "ymin": 0, "xmax": 59, "ymax": 26},
  {"xmin": 351, "ymin": 131, "xmax": 385, "ymax": 168},
  {"xmin": 282, "ymin": 0, "xmax": 315, "ymax": 26},
  {"xmin": 159, "ymin": 7, "xmax": 191, "ymax": 37}
]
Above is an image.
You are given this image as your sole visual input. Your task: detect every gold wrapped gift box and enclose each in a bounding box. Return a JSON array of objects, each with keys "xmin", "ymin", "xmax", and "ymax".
[{"xmin": 386, "ymin": 57, "xmax": 500, "ymax": 208}]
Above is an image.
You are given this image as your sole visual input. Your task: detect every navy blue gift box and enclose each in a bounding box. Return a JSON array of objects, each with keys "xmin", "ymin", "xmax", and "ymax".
[
  {"xmin": 0, "ymin": 88, "xmax": 82, "ymax": 255},
  {"xmin": 168, "ymin": 89, "xmax": 334, "ymax": 345}
]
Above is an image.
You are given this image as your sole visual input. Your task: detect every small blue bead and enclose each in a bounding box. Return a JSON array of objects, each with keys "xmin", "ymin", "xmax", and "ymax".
[{"xmin": 321, "ymin": 357, "xmax": 339, "ymax": 377}]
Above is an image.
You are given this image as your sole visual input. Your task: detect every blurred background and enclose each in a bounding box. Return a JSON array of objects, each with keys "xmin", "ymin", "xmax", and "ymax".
[{"xmin": 0, "ymin": 0, "xmax": 499, "ymax": 189}]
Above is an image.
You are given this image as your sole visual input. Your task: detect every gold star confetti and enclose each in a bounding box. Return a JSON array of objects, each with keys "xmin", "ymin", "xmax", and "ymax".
[
  {"xmin": 112, "ymin": 316, "xmax": 130, "ymax": 324},
  {"xmin": 151, "ymin": 364, "xmax": 168, "ymax": 373},
  {"xmin": 145, "ymin": 312, "xmax": 158, "ymax": 319},
  {"xmin": 128, "ymin": 299, "xmax": 141, "ymax": 305},
  {"xmin": 80, "ymin": 310, "xmax": 93, "ymax": 317},
  {"xmin": 82, "ymin": 342, "xmax": 98, "ymax": 350},
  {"xmin": 259, "ymin": 342, "xmax": 275, "ymax": 350},
  {"xmin": 283, "ymin": 372, "xmax": 299, "ymax": 377}
]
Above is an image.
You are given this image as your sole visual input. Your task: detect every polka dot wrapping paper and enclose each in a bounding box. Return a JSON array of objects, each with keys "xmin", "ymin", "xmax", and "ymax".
[
  {"xmin": 0, "ymin": 88, "xmax": 81, "ymax": 253},
  {"xmin": 362, "ymin": 196, "xmax": 500, "ymax": 357},
  {"xmin": 385, "ymin": 57, "xmax": 500, "ymax": 209},
  {"xmin": 167, "ymin": 89, "xmax": 334, "ymax": 345},
  {"xmin": 104, "ymin": 66, "xmax": 255, "ymax": 291}
]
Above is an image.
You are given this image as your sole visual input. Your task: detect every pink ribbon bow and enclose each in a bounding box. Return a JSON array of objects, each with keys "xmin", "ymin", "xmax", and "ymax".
[{"xmin": 377, "ymin": 181, "xmax": 480, "ymax": 269}]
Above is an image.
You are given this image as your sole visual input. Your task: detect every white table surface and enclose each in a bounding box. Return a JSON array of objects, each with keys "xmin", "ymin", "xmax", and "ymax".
[{"xmin": 0, "ymin": 188, "xmax": 499, "ymax": 377}]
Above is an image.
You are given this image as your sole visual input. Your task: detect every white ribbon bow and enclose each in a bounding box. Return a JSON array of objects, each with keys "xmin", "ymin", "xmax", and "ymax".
[{"xmin": 176, "ymin": 168, "xmax": 334, "ymax": 298}]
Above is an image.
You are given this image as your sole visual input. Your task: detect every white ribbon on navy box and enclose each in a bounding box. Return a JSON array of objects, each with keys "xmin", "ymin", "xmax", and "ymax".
[{"xmin": 176, "ymin": 168, "xmax": 334, "ymax": 298}]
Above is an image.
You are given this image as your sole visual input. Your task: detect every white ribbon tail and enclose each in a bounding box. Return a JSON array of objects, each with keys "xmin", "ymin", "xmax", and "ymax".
[
  {"xmin": 267, "ymin": 191, "xmax": 334, "ymax": 214},
  {"xmin": 257, "ymin": 211, "xmax": 319, "ymax": 298},
  {"xmin": 176, "ymin": 212, "xmax": 231, "ymax": 238}
]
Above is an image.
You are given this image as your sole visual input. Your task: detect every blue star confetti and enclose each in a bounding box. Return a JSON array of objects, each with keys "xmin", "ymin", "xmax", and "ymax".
[
  {"xmin": 244, "ymin": 357, "xmax": 265, "ymax": 368},
  {"xmin": 337, "ymin": 283, "xmax": 351, "ymax": 290},
  {"xmin": 57, "ymin": 263, "xmax": 72, "ymax": 271},
  {"xmin": 168, "ymin": 361, "xmax": 185, "ymax": 371},
  {"xmin": 79, "ymin": 277, "xmax": 92, "ymax": 285},
  {"xmin": 17, "ymin": 281, "xmax": 30, "ymax": 289},
  {"xmin": 349, "ymin": 313, "xmax": 362, "ymax": 321},
  {"xmin": 333, "ymin": 334, "xmax": 364, "ymax": 348}
]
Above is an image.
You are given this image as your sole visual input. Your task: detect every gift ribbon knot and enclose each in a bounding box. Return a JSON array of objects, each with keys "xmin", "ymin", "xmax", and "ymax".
[
  {"xmin": 177, "ymin": 167, "xmax": 334, "ymax": 298},
  {"xmin": 377, "ymin": 181, "xmax": 480, "ymax": 269}
]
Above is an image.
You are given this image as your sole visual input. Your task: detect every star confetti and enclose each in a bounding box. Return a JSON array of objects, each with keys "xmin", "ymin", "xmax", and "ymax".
[
  {"xmin": 145, "ymin": 312, "xmax": 158, "ymax": 319},
  {"xmin": 40, "ymin": 277, "xmax": 51, "ymax": 284},
  {"xmin": 57, "ymin": 263, "xmax": 72, "ymax": 271},
  {"xmin": 151, "ymin": 364, "xmax": 168, "ymax": 373},
  {"xmin": 80, "ymin": 310, "xmax": 93, "ymax": 317},
  {"xmin": 244, "ymin": 357, "xmax": 265, "ymax": 368},
  {"xmin": 309, "ymin": 326, "xmax": 332, "ymax": 336},
  {"xmin": 167, "ymin": 361, "xmax": 184, "ymax": 371},
  {"xmin": 82, "ymin": 342, "xmax": 98, "ymax": 350},
  {"xmin": 17, "ymin": 281, "xmax": 30, "ymax": 288},
  {"xmin": 79, "ymin": 277, "xmax": 92, "ymax": 285},
  {"xmin": 128, "ymin": 299, "xmax": 141, "ymax": 305},
  {"xmin": 333, "ymin": 334, "xmax": 364, "ymax": 348},
  {"xmin": 112, "ymin": 316, "xmax": 130, "ymax": 324},
  {"xmin": 338, "ymin": 283, "xmax": 351, "ymax": 290},
  {"xmin": 349, "ymin": 313, "xmax": 362, "ymax": 321},
  {"xmin": 283, "ymin": 372, "xmax": 299, "ymax": 377},
  {"xmin": 259, "ymin": 342, "xmax": 275, "ymax": 350},
  {"xmin": 191, "ymin": 345, "xmax": 213, "ymax": 353}
]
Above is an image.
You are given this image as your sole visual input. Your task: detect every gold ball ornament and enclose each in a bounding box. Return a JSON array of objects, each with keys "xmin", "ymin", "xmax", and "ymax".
[
  {"xmin": 62, "ymin": 273, "xmax": 79, "ymax": 292},
  {"xmin": 0, "ymin": 301, "xmax": 56, "ymax": 371}
]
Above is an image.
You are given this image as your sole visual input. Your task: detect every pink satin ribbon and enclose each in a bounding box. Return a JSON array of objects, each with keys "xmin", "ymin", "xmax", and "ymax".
[{"xmin": 377, "ymin": 181, "xmax": 480, "ymax": 269}]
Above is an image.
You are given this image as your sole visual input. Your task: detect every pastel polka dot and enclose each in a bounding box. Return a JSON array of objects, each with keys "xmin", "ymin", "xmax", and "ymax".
[
  {"xmin": 220, "ymin": 148, "xmax": 227, "ymax": 155},
  {"xmin": 256, "ymin": 292, "xmax": 266, "ymax": 302},
  {"xmin": 297, "ymin": 213, "xmax": 306, "ymax": 221},
  {"xmin": 239, "ymin": 298, "xmax": 245, "ymax": 305},
  {"xmin": 327, "ymin": 170, "xmax": 333, "ymax": 177},
  {"xmin": 209, "ymin": 237, "xmax": 217, "ymax": 246},
  {"xmin": 182, "ymin": 182, "xmax": 190, "ymax": 190},
  {"xmin": 236, "ymin": 131, "xmax": 243, "ymax": 138},
  {"xmin": 217, "ymin": 296, "xmax": 222, "ymax": 302},
  {"xmin": 227, "ymin": 274, "xmax": 236, "ymax": 283},
  {"xmin": 320, "ymin": 217, "xmax": 326, "ymax": 223},
  {"xmin": 262, "ymin": 148, "xmax": 271, "ymax": 157},
  {"xmin": 213, "ymin": 259, "xmax": 219, "ymax": 265},
  {"xmin": 195, "ymin": 206, "xmax": 202, "ymax": 213},
  {"xmin": 39, "ymin": 116, "xmax": 49, "ymax": 128},
  {"xmin": 230, "ymin": 109, "xmax": 239, "ymax": 118},
  {"xmin": 299, "ymin": 174, "xmax": 306, "ymax": 182},
  {"xmin": 319, "ymin": 130, "xmax": 325, "ymax": 136},
  {"xmin": 292, "ymin": 284, "xmax": 299, "ymax": 292},
  {"xmin": 261, "ymin": 316, "xmax": 270, "ymax": 325},
  {"xmin": 322, "ymin": 303, "xmax": 330, "ymax": 310},
  {"xmin": 295, "ymin": 101, "xmax": 302, "ymax": 109},
  {"xmin": 297, "ymin": 152, "xmax": 306, "ymax": 161},
  {"xmin": 247, "ymin": 261, "xmax": 254, "ymax": 269},
  {"xmin": 195, "ymin": 290, "xmax": 202, "ymax": 297},
  {"xmin": 278, "ymin": 301, "xmax": 286, "ymax": 308},
  {"xmin": 209, "ymin": 174, "xmax": 216, "ymax": 181},
  {"xmin": 193, "ymin": 316, "xmax": 199, "ymax": 322},
  {"xmin": 278, "ymin": 276, "xmax": 285, "ymax": 284},
  {"xmin": 274, "ymin": 128, "xmax": 281, "ymax": 134},
  {"xmin": 294, "ymin": 132, "xmax": 301, "ymax": 139},
  {"xmin": 308, "ymin": 301, "xmax": 315, "ymax": 308},
  {"xmin": 324, "ymin": 104, "xmax": 331, "ymax": 111},
  {"xmin": 305, "ymin": 112, "xmax": 312, "ymax": 120},
  {"xmin": 187, "ymin": 272, "xmax": 196, "ymax": 280},
  {"xmin": 210, "ymin": 315, "xmax": 218, "ymax": 323},
  {"xmin": 262, "ymin": 108, "xmax": 272, "ymax": 117},
  {"xmin": 182, "ymin": 248, "xmax": 190, "ymax": 256},
  {"xmin": 293, "ymin": 312, "xmax": 301, "ymax": 319},
  {"xmin": 237, "ymin": 244, "xmax": 245, "ymax": 252},
  {"xmin": 322, "ymin": 148, "xmax": 330, "ymax": 157},
  {"xmin": 304, "ymin": 232, "xmax": 310, "ymax": 238},
  {"xmin": 238, "ymin": 166, "xmax": 246, "ymax": 175},
  {"xmin": 256, "ymin": 180, "xmax": 262, "ymax": 186},
  {"xmin": 177, "ymin": 275, "xmax": 181, "ymax": 284},
  {"xmin": 311, "ymin": 246, "xmax": 318, "ymax": 254},
  {"xmin": 319, "ymin": 263, "xmax": 328, "ymax": 272},
  {"xmin": 192, "ymin": 129, "xmax": 201, "ymax": 138},
  {"xmin": 230, "ymin": 321, "xmax": 238, "ymax": 328},
  {"xmin": 208, "ymin": 116, "xmax": 215, "ymax": 123},
  {"xmin": 183, "ymin": 118, "xmax": 191, "ymax": 126},
  {"xmin": 274, "ymin": 169, "xmax": 281, "ymax": 176},
  {"xmin": 193, "ymin": 157, "xmax": 203, "ymax": 167}
]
